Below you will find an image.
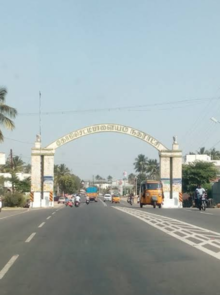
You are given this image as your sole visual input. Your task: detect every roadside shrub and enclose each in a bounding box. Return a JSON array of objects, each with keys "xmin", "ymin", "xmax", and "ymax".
[{"xmin": 2, "ymin": 192, "xmax": 26, "ymax": 207}]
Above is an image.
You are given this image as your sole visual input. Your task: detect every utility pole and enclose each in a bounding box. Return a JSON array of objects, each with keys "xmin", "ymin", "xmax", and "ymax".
[
  {"xmin": 39, "ymin": 91, "xmax": 44, "ymax": 205},
  {"xmin": 10, "ymin": 149, "xmax": 14, "ymax": 193}
]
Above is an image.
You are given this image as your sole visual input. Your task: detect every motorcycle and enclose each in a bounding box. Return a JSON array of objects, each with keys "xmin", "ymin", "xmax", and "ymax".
[
  {"xmin": 127, "ymin": 197, "xmax": 133, "ymax": 205},
  {"xmin": 86, "ymin": 199, "xmax": 90, "ymax": 205},
  {"xmin": 198, "ymin": 194, "xmax": 207, "ymax": 211},
  {"xmin": 75, "ymin": 200, "xmax": 80, "ymax": 207}
]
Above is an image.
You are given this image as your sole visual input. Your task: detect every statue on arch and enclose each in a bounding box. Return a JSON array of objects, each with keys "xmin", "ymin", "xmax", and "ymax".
[
  {"xmin": 36, "ymin": 134, "xmax": 41, "ymax": 142},
  {"xmin": 173, "ymin": 136, "xmax": 178, "ymax": 144}
]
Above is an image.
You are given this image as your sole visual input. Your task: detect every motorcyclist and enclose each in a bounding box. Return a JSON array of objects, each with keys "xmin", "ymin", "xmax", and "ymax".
[
  {"xmin": 194, "ymin": 184, "xmax": 206, "ymax": 208},
  {"xmin": 75, "ymin": 194, "xmax": 81, "ymax": 203},
  {"xmin": 129, "ymin": 192, "xmax": 134, "ymax": 204}
]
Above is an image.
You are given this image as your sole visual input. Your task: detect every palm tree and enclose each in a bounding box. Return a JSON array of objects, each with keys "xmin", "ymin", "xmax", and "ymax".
[
  {"xmin": 134, "ymin": 154, "xmax": 148, "ymax": 173},
  {"xmin": 107, "ymin": 175, "xmax": 113, "ymax": 182},
  {"xmin": 146, "ymin": 159, "xmax": 160, "ymax": 180},
  {"xmin": 0, "ymin": 88, "xmax": 17, "ymax": 141},
  {"xmin": 23, "ymin": 164, "xmax": 31, "ymax": 173},
  {"xmin": 54, "ymin": 164, "xmax": 70, "ymax": 195},
  {"xmin": 1, "ymin": 155, "xmax": 24, "ymax": 173},
  {"xmin": 197, "ymin": 147, "xmax": 207, "ymax": 155},
  {"xmin": 209, "ymin": 148, "xmax": 220, "ymax": 160},
  {"xmin": 128, "ymin": 173, "xmax": 136, "ymax": 185}
]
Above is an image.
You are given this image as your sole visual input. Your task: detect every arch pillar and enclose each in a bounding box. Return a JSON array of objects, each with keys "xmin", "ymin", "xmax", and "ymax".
[
  {"xmin": 159, "ymin": 141, "xmax": 182, "ymax": 208},
  {"xmin": 31, "ymin": 138, "xmax": 55, "ymax": 208}
]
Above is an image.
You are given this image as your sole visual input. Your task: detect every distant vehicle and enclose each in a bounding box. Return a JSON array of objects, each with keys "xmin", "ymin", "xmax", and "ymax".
[
  {"xmin": 58, "ymin": 197, "xmax": 65, "ymax": 204},
  {"xmin": 112, "ymin": 193, "xmax": 120, "ymax": 204},
  {"xmin": 104, "ymin": 194, "xmax": 112, "ymax": 202},
  {"xmin": 86, "ymin": 187, "xmax": 98, "ymax": 202}
]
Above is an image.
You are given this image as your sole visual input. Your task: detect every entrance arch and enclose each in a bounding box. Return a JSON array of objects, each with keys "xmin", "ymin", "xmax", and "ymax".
[
  {"xmin": 45, "ymin": 124, "xmax": 168, "ymax": 151},
  {"xmin": 31, "ymin": 123, "xmax": 182, "ymax": 208}
]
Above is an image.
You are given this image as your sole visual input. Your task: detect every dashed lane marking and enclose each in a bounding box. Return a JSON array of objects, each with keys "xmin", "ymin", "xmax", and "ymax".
[
  {"xmin": 47, "ymin": 216, "xmax": 51, "ymax": 220},
  {"xmin": 52, "ymin": 212, "xmax": 56, "ymax": 215},
  {"xmin": 114, "ymin": 207, "xmax": 220, "ymax": 261},
  {"xmin": 0, "ymin": 255, "xmax": 19, "ymax": 280},
  {"xmin": 25, "ymin": 232, "xmax": 36, "ymax": 243},
  {"xmin": 99, "ymin": 199, "xmax": 107, "ymax": 207},
  {"xmin": 38, "ymin": 222, "xmax": 45, "ymax": 228}
]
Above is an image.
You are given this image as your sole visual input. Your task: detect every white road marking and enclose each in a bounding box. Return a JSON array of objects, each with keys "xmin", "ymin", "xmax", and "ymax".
[
  {"xmin": 0, "ymin": 255, "xmax": 19, "ymax": 280},
  {"xmin": 99, "ymin": 199, "xmax": 107, "ymax": 207},
  {"xmin": 52, "ymin": 212, "xmax": 56, "ymax": 215},
  {"xmin": 0, "ymin": 210, "xmax": 28, "ymax": 220},
  {"xmin": 200, "ymin": 212, "xmax": 213, "ymax": 215},
  {"xmin": 38, "ymin": 222, "xmax": 45, "ymax": 228},
  {"xmin": 114, "ymin": 207, "xmax": 220, "ymax": 261},
  {"xmin": 25, "ymin": 232, "xmax": 36, "ymax": 243},
  {"xmin": 184, "ymin": 209, "xmax": 213, "ymax": 215},
  {"xmin": 47, "ymin": 216, "xmax": 51, "ymax": 220}
]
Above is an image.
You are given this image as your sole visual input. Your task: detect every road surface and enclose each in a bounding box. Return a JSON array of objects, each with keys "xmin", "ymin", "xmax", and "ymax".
[{"xmin": 1, "ymin": 199, "xmax": 220, "ymax": 295}]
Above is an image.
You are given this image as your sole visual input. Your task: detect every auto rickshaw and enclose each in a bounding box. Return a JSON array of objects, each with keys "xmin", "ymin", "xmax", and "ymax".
[
  {"xmin": 112, "ymin": 193, "xmax": 120, "ymax": 203},
  {"xmin": 140, "ymin": 180, "xmax": 163, "ymax": 208}
]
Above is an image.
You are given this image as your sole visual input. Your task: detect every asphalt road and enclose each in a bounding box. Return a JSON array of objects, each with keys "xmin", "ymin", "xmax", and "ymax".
[{"xmin": 1, "ymin": 199, "xmax": 220, "ymax": 295}]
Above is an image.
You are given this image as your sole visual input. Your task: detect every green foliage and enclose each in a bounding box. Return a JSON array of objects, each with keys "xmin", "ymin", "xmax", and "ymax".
[
  {"xmin": 15, "ymin": 177, "xmax": 31, "ymax": 193},
  {"xmin": 107, "ymin": 175, "xmax": 113, "ymax": 182},
  {"xmin": 2, "ymin": 192, "xmax": 25, "ymax": 207},
  {"xmin": 134, "ymin": 154, "xmax": 148, "ymax": 173},
  {"xmin": 0, "ymin": 155, "xmax": 25, "ymax": 173},
  {"xmin": 182, "ymin": 161, "xmax": 218, "ymax": 193},
  {"xmin": 146, "ymin": 159, "xmax": 160, "ymax": 180},
  {"xmin": 0, "ymin": 88, "xmax": 17, "ymax": 142},
  {"xmin": 59, "ymin": 174, "xmax": 81, "ymax": 194}
]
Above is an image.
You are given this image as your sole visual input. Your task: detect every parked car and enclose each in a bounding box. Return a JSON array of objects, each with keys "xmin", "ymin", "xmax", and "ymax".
[
  {"xmin": 58, "ymin": 197, "xmax": 65, "ymax": 204},
  {"xmin": 104, "ymin": 194, "xmax": 112, "ymax": 202}
]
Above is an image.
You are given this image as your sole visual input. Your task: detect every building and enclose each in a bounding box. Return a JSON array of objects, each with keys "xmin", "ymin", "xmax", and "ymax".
[
  {"xmin": 0, "ymin": 172, "xmax": 30, "ymax": 190},
  {"xmin": 184, "ymin": 154, "xmax": 220, "ymax": 175}
]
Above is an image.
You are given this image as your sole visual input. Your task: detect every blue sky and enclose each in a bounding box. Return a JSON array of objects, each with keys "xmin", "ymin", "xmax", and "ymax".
[{"xmin": 0, "ymin": 0, "xmax": 220, "ymax": 180}]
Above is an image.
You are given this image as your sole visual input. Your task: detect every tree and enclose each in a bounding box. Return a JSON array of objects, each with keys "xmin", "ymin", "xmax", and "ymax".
[
  {"xmin": 182, "ymin": 161, "xmax": 218, "ymax": 193},
  {"xmin": 209, "ymin": 148, "xmax": 220, "ymax": 160},
  {"xmin": 197, "ymin": 147, "xmax": 207, "ymax": 155},
  {"xmin": 59, "ymin": 174, "xmax": 81, "ymax": 194},
  {"xmin": 107, "ymin": 175, "xmax": 113, "ymax": 182},
  {"xmin": 54, "ymin": 164, "xmax": 70, "ymax": 195},
  {"xmin": 1, "ymin": 155, "xmax": 24, "ymax": 173},
  {"xmin": 137, "ymin": 173, "xmax": 147, "ymax": 193},
  {"xmin": 23, "ymin": 164, "xmax": 31, "ymax": 173},
  {"xmin": 0, "ymin": 88, "xmax": 17, "ymax": 141},
  {"xmin": 15, "ymin": 177, "xmax": 31, "ymax": 193},
  {"xmin": 134, "ymin": 154, "xmax": 148, "ymax": 173},
  {"xmin": 146, "ymin": 159, "xmax": 160, "ymax": 180},
  {"xmin": 128, "ymin": 173, "xmax": 136, "ymax": 185}
]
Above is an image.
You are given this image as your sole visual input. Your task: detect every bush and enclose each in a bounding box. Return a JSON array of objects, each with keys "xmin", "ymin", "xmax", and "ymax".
[{"xmin": 2, "ymin": 192, "xmax": 26, "ymax": 207}]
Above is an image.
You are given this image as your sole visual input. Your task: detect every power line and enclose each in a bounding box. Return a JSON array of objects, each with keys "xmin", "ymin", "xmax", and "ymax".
[
  {"xmin": 18, "ymin": 96, "xmax": 220, "ymax": 116},
  {"xmin": 4, "ymin": 137, "xmax": 33, "ymax": 145}
]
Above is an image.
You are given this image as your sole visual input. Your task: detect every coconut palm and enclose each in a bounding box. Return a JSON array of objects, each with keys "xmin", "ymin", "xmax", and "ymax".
[
  {"xmin": 133, "ymin": 154, "xmax": 148, "ymax": 173},
  {"xmin": 128, "ymin": 173, "xmax": 136, "ymax": 185},
  {"xmin": 146, "ymin": 159, "xmax": 160, "ymax": 180},
  {"xmin": 209, "ymin": 148, "xmax": 220, "ymax": 160},
  {"xmin": 197, "ymin": 147, "xmax": 208, "ymax": 155},
  {"xmin": 23, "ymin": 164, "xmax": 31, "ymax": 173},
  {"xmin": 1, "ymin": 155, "xmax": 24, "ymax": 173},
  {"xmin": 107, "ymin": 175, "xmax": 113, "ymax": 182},
  {"xmin": 54, "ymin": 164, "xmax": 70, "ymax": 195},
  {"xmin": 0, "ymin": 88, "xmax": 17, "ymax": 141}
]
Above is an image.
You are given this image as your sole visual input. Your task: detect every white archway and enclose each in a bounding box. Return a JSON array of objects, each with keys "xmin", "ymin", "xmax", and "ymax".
[
  {"xmin": 45, "ymin": 123, "xmax": 168, "ymax": 152},
  {"xmin": 31, "ymin": 123, "xmax": 182, "ymax": 208}
]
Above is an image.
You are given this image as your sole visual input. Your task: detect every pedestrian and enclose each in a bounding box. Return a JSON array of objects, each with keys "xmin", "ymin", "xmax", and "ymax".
[{"xmin": 0, "ymin": 197, "xmax": 2, "ymax": 213}]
